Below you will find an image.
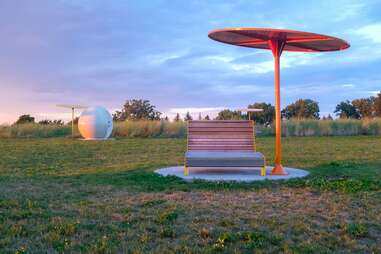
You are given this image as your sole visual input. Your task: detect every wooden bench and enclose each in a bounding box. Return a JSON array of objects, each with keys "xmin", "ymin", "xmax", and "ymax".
[{"xmin": 184, "ymin": 120, "xmax": 266, "ymax": 176}]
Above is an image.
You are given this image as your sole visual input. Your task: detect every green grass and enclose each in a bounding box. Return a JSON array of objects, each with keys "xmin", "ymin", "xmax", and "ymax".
[{"xmin": 0, "ymin": 136, "xmax": 380, "ymax": 253}]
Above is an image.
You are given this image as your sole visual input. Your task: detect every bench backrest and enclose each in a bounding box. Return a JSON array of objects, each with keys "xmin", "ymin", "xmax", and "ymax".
[{"xmin": 187, "ymin": 120, "xmax": 255, "ymax": 151}]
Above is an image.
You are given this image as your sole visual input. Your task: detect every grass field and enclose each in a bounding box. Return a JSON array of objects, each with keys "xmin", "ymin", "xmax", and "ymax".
[{"xmin": 0, "ymin": 136, "xmax": 380, "ymax": 253}]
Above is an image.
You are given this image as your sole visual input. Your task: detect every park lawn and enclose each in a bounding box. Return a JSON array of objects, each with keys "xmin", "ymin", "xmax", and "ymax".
[{"xmin": 0, "ymin": 136, "xmax": 380, "ymax": 253}]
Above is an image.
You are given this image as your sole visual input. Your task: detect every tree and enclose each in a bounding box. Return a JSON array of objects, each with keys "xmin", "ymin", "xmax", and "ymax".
[
  {"xmin": 184, "ymin": 112, "xmax": 193, "ymax": 121},
  {"xmin": 215, "ymin": 109, "xmax": 242, "ymax": 120},
  {"xmin": 15, "ymin": 114, "xmax": 35, "ymax": 124},
  {"xmin": 334, "ymin": 100, "xmax": 360, "ymax": 119},
  {"xmin": 281, "ymin": 99, "xmax": 320, "ymax": 119},
  {"xmin": 113, "ymin": 99, "xmax": 161, "ymax": 121},
  {"xmin": 375, "ymin": 92, "xmax": 381, "ymax": 117},
  {"xmin": 204, "ymin": 115, "xmax": 210, "ymax": 120},
  {"xmin": 67, "ymin": 117, "xmax": 79, "ymax": 125},
  {"xmin": 352, "ymin": 98, "xmax": 374, "ymax": 118},
  {"xmin": 248, "ymin": 102, "xmax": 275, "ymax": 124},
  {"xmin": 163, "ymin": 116, "xmax": 169, "ymax": 121},
  {"xmin": 174, "ymin": 113, "xmax": 181, "ymax": 122},
  {"xmin": 322, "ymin": 114, "xmax": 333, "ymax": 120},
  {"xmin": 39, "ymin": 120, "xmax": 51, "ymax": 125},
  {"xmin": 38, "ymin": 119, "xmax": 64, "ymax": 125}
]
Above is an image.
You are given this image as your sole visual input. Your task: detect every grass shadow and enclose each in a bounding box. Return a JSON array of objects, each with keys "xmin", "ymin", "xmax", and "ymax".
[
  {"xmin": 1, "ymin": 160, "xmax": 380, "ymax": 194},
  {"xmin": 74, "ymin": 160, "xmax": 381, "ymax": 193}
]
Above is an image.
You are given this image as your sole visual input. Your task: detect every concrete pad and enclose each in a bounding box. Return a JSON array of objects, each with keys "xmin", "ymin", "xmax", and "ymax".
[{"xmin": 155, "ymin": 166, "xmax": 309, "ymax": 182}]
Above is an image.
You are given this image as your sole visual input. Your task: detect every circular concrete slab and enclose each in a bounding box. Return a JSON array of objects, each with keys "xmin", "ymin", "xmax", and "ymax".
[{"xmin": 155, "ymin": 166, "xmax": 309, "ymax": 182}]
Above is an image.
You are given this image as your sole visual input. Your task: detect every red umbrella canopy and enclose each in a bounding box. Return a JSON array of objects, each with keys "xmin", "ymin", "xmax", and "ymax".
[{"xmin": 208, "ymin": 28, "xmax": 350, "ymax": 52}]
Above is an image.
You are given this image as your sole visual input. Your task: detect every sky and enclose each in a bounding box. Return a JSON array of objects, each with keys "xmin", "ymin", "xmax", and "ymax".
[{"xmin": 0, "ymin": 0, "xmax": 381, "ymax": 123}]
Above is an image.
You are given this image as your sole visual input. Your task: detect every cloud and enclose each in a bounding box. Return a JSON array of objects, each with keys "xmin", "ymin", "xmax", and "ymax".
[
  {"xmin": 212, "ymin": 84, "xmax": 264, "ymax": 95},
  {"xmin": 168, "ymin": 107, "xmax": 226, "ymax": 114},
  {"xmin": 228, "ymin": 52, "xmax": 322, "ymax": 74},
  {"xmin": 332, "ymin": 2, "xmax": 365, "ymax": 21},
  {"xmin": 0, "ymin": 0, "xmax": 380, "ymax": 123},
  {"xmin": 352, "ymin": 23, "xmax": 381, "ymax": 43},
  {"xmin": 165, "ymin": 106, "xmax": 227, "ymax": 120}
]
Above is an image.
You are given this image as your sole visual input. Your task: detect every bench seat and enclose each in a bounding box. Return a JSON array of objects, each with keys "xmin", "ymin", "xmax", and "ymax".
[{"xmin": 185, "ymin": 151, "xmax": 265, "ymax": 167}]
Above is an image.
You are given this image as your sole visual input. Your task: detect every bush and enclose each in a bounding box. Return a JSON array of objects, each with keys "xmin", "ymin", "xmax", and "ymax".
[{"xmin": 346, "ymin": 223, "xmax": 368, "ymax": 238}]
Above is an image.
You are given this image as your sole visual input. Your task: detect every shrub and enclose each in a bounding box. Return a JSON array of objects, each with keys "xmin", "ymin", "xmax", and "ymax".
[
  {"xmin": 346, "ymin": 223, "xmax": 368, "ymax": 238},
  {"xmin": 160, "ymin": 227, "xmax": 176, "ymax": 238}
]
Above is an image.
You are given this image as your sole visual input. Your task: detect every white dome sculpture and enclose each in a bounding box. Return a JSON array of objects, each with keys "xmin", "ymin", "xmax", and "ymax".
[{"xmin": 78, "ymin": 106, "xmax": 113, "ymax": 140}]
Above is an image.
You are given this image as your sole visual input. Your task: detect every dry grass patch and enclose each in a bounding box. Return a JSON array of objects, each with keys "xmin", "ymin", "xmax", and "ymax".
[{"xmin": 56, "ymin": 188, "xmax": 381, "ymax": 253}]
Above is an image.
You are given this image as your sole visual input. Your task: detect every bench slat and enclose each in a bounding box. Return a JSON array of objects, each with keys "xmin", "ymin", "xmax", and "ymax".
[
  {"xmin": 189, "ymin": 134, "xmax": 253, "ymax": 139},
  {"xmin": 189, "ymin": 127, "xmax": 253, "ymax": 132},
  {"xmin": 188, "ymin": 147, "xmax": 253, "ymax": 150},
  {"xmin": 189, "ymin": 122, "xmax": 253, "ymax": 128},
  {"xmin": 188, "ymin": 139, "xmax": 253, "ymax": 144},
  {"xmin": 189, "ymin": 141, "xmax": 253, "ymax": 145},
  {"xmin": 187, "ymin": 120, "xmax": 256, "ymax": 152},
  {"xmin": 189, "ymin": 120, "xmax": 252, "ymax": 123},
  {"xmin": 189, "ymin": 138, "xmax": 253, "ymax": 142}
]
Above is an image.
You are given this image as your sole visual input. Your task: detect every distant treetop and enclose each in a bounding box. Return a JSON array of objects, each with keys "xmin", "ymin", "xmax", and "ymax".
[
  {"xmin": 14, "ymin": 114, "xmax": 35, "ymax": 125},
  {"xmin": 113, "ymin": 99, "xmax": 161, "ymax": 121}
]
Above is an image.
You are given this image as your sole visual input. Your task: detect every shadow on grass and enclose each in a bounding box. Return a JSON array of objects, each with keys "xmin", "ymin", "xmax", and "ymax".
[
  {"xmin": 286, "ymin": 160, "xmax": 381, "ymax": 193},
  {"xmin": 75, "ymin": 160, "xmax": 381, "ymax": 193},
  {"xmin": 1, "ymin": 160, "xmax": 380, "ymax": 194}
]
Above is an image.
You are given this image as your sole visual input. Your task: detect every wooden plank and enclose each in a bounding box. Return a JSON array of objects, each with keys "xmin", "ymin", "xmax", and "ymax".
[
  {"xmin": 189, "ymin": 127, "xmax": 252, "ymax": 130},
  {"xmin": 189, "ymin": 141, "xmax": 253, "ymax": 145},
  {"xmin": 187, "ymin": 120, "xmax": 256, "ymax": 152},
  {"xmin": 189, "ymin": 131, "xmax": 252, "ymax": 136},
  {"xmin": 189, "ymin": 122, "xmax": 252, "ymax": 128},
  {"xmin": 189, "ymin": 131, "xmax": 253, "ymax": 136},
  {"xmin": 188, "ymin": 143, "xmax": 256, "ymax": 147},
  {"xmin": 189, "ymin": 145, "xmax": 253, "ymax": 148},
  {"xmin": 189, "ymin": 120, "xmax": 251, "ymax": 123},
  {"xmin": 189, "ymin": 124, "xmax": 252, "ymax": 129},
  {"xmin": 188, "ymin": 138, "xmax": 254, "ymax": 143},
  {"xmin": 189, "ymin": 140, "xmax": 253, "ymax": 144},
  {"xmin": 188, "ymin": 146, "xmax": 253, "ymax": 151},
  {"xmin": 189, "ymin": 134, "xmax": 254, "ymax": 139},
  {"xmin": 189, "ymin": 127, "xmax": 252, "ymax": 132}
]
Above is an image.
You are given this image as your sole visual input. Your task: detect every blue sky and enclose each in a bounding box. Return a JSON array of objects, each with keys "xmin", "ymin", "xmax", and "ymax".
[{"xmin": 1, "ymin": 0, "xmax": 381, "ymax": 123}]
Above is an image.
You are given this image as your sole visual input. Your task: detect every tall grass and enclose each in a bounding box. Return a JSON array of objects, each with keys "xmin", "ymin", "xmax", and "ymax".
[
  {"xmin": 0, "ymin": 123, "xmax": 71, "ymax": 138},
  {"xmin": 1, "ymin": 118, "xmax": 380, "ymax": 138},
  {"xmin": 258, "ymin": 118, "xmax": 381, "ymax": 136},
  {"xmin": 113, "ymin": 121, "xmax": 187, "ymax": 138}
]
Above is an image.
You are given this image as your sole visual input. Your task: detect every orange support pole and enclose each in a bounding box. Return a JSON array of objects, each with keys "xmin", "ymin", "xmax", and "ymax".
[
  {"xmin": 269, "ymin": 40, "xmax": 288, "ymax": 175},
  {"xmin": 208, "ymin": 28, "xmax": 350, "ymax": 176},
  {"xmin": 71, "ymin": 107, "xmax": 75, "ymax": 138}
]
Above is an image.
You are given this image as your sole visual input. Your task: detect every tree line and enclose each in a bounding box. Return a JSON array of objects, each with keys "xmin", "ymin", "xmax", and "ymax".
[
  {"xmin": 214, "ymin": 92, "xmax": 381, "ymax": 123},
  {"xmin": 111, "ymin": 94, "xmax": 381, "ymax": 123},
  {"xmin": 12, "ymin": 92, "xmax": 381, "ymax": 125}
]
